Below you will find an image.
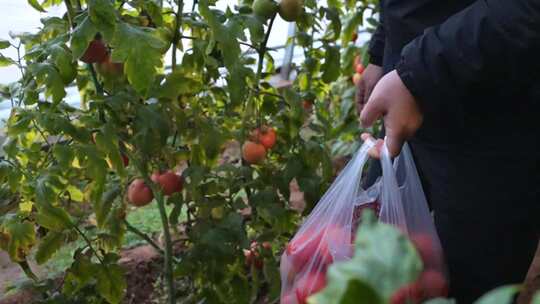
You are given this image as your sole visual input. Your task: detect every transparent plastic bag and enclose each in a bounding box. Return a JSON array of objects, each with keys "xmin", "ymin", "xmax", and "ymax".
[{"xmin": 280, "ymin": 140, "xmax": 447, "ymax": 304}]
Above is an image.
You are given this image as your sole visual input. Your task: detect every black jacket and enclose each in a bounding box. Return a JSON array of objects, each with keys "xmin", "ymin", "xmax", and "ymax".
[{"xmin": 369, "ymin": 0, "xmax": 540, "ymax": 151}]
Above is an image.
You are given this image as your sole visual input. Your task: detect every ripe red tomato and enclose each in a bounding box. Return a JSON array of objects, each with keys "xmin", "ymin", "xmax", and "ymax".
[
  {"xmin": 81, "ymin": 39, "xmax": 108, "ymax": 64},
  {"xmin": 242, "ymin": 141, "xmax": 267, "ymax": 164},
  {"xmin": 356, "ymin": 63, "xmax": 365, "ymax": 74},
  {"xmin": 390, "ymin": 283, "xmax": 423, "ymax": 304},
  {"xmin": 295, "ymin": 272, "xmax": 327, "ymax": 304},
  {"xmin": 281, "ymin": 291, "xmax": 296, "ymax": 304},
  {"xmin": 127, "ymin": 179, "xmax": 154, "ymax": 207},
  {"xmin": 286, "ymin": 228, "xmax": 324, "ymax": 273},
  {"xmin": 418, "ymin": 270, "xmax": 448, "ymax": 299},
  {"xmin": 318, "ymin": 225, "xmax": 353, "ymax": 266},
  {"xmin": 410, "ymin": 234, "xmax": 439, "ymax": 270},
  {"xmin": 151, "ymin": 171, "xmax": 183, "ymax": 196}
]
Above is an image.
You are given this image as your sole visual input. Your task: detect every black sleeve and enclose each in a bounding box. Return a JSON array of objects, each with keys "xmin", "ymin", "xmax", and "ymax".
[
  {"xmin": 367, "ymin": 2, "xmax": 385, "ymax": 66},
  {"xmin": 396, "ymin": 0, "xmax": 540, "ymax": 122}
]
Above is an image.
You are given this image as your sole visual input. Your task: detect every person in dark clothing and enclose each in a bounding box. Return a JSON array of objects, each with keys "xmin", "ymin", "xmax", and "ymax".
[{"xmin": 357, "ymin": 0, "xmax": 540, "ymax": 302}]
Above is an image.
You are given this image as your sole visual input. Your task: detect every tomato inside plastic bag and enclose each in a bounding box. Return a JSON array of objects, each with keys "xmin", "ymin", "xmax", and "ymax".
[{"xmin": 280, "ymin": 140, "xmax": 447, "ymax": 304}]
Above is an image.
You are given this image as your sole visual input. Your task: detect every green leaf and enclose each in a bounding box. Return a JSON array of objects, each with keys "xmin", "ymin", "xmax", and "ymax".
[
  {"xmin": 341, "ymin": 11, "xmax": 363, "ymax": 46},
  {"xmin": 111, "ymin": 22, "xmax": 165, "ymax": 94},
  {"xmin": 311, "ymin": 212, "xmax": 422, "ymax": 303},
  {"xmin": 28, "ymin": 0, "xmax": 47, "ymax": 12},
  {"xmin": 63, "ymin": 254, "xmax": 97, "ymax": 296},
  {"xmin": 88, "ymin": 0, "xmax": 117, "ymax": 41},
  {"xmin": 95, "ymin": 123, "xmax": 125, "ymax": 176},
  {"xmin": 70, "ymin": 15, "xmax": 98, "ymax": 59},
  {"xmin": 35, "ymin": 176, "xmax": 73, "ymax": 231},
  {"xmin": 96, "ymin": 263, "xmax": 126, "ymax": 304},
  {"xmin": 53, "ymin": 144, "xmax": 75, "ymax": 168},
  {"xmin": 159, "ymin": 70, "xmax": 202, "ymax": 100},
  {"xmin": 95, "ymin": 183, "xmax": 121, "ymax": 227},
  {"xmin": 0, "ymin": 53, "xmax": 15, "ymax": 67},
  {"xmin": 48, "ymin": 44, "xmax": 77, "ymax": 84},
  {"xmin": 28, "ymin": 62, "xmax": 66, "ymax": 103},
  {"xmin": 0, "ymin": 40, "xmax": 10, "ymax": 49},
  {"xmin": 473, "ymin": 285, "xmax": 520, "ymax": 304},
  {"xmin": 35, "ymin": 230, "xmax": 66, "ymax": 264},
  {"xmin": 0, "ymin": 218, "xmax": 36, "ymax": 262},
  {"xmin": 321, "ymin": 44, "xmax": 340, "ymax": 83}
]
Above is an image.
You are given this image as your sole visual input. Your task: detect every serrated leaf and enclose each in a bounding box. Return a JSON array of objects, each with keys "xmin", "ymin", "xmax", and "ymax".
[
  {"xmin": 0, "ymin": 40, "xmax": 10, "ymax": 49},
  {"xmin": 53, "ymin": 144, "xmax": 75, "ymax": 168},
  {"xmin": 111, "ymin": 22, "xmax": 165, "ymax": 94},
  {"xmin": 35, "ymin": 176, "xmax": 73, "ymax": 231},
  {"xmin": 94, "ymin": 124, "xmax": 125, "ymax": 176},
  {"xmin": 311, "ymin": 212, "xmax": 422, "ymax": 303},
  {"xmin": 35, "ymin": 230, "xmax": 65, "ymax": 264},
  {"xmin": 473, "ymin": 285, "xmax": 520, "ymax": 304},
  {"xmin": 88, "ymin": 0, "xmax": 117, "ymax": 41},
  {"xmin": 0, "ymin": 218, "xmax": 36, "ymax": 262},
  {"xmin": 28, "ymin": 62, "xmax": 66, "ymax": 103},
  {"xmin": 95, "ymin": 183, "xmax": 121, "ymax": 227},
  {"xmin": 159, "ymin": 71, "xmax": 202, "ymax": 100},
  {"xmin": 96, "ymin": 263, "xmax": 126, "ymax": 304},
  {"xmin": 28, "ymin": 0, "xmax": 47, "ymax": 12},
  {"xmin": 321, "ymin": 44, "xmax": 340, "ymax": 83},
  {"xmin": 70, "ymin": 15, "xmax": 98, "ymax": 59},
  {"xmin": 63, "ymin": 254, "xmax": 96, "ymax": 296},
  {"xmin": 48, "ymin": 44, "xmax": 76, "ymax": 84},
  {"xmin": 0, "ymin": 54, "xmax": 15, "ymax": 67}
]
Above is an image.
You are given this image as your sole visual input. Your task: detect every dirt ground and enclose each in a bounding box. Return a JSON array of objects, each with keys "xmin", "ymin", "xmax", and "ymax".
[{"xmin": 0, "ymin": 245, "xmax": 162, "ymax": 304}]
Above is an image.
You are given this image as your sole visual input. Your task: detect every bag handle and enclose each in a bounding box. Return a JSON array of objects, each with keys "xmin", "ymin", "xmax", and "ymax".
[{"xmin": 379, "ymin": 139, "xmax": 408, "ymax": 232}]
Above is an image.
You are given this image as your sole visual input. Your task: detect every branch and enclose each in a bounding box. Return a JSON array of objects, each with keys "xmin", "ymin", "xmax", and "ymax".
[
  {"xmin": 171, "ymin": 0, "xmax": 184, "ymax": 71},
  {"xmin": 124, "ymin": 219, "xmax": 164, "ymax": 255}
]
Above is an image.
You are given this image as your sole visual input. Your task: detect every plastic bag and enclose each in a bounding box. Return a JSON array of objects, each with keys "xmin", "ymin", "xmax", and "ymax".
[{"xmin": 280, "ymin": 140, "xmax": 446, "ymax": 304}]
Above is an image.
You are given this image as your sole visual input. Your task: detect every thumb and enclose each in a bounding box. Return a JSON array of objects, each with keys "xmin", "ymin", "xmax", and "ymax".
[
  {"xmin": 360, "ymin": 95, "xmax": 384, "ymax": 128},
  {"xmin": 384, "ymin": 132, "xmax": 405, "ymax": 158}
]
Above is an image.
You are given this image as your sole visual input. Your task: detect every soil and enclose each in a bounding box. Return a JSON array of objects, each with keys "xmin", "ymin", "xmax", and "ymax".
[{"xmin": 0, "ymin": 245, "xmax": 163, "ymax": 304}]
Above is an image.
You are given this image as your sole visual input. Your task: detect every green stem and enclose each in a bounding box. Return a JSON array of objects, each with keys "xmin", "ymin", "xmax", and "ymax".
[
  {"xmin": 242, "ymin": 14, "xmax": 277, "ymax": 135},
  {"xmin": 87, "ymin": 64, "xmax": 104, "ymax": 96},
  {"xmin": 74, "ymin": 225, "xmax": 105, "ymax": 265},
  {"xmin": 18, "ymin": 260, "xmax": 39, "ymax": 282},
  {"xmin": 171, "ymin": 0, "xmax": 184, "ymax": 71},
  {"xmin": 154, "ymin": 192, "xmax": 176, "ymax": 304},
  {"xmin": 124, "ymin": 219, "xmax": 164, "ymax": 255}
]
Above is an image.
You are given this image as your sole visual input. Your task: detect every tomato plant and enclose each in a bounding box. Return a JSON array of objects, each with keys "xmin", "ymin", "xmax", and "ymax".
[{"xmin": 0, "ymin": 0, "xmax": 379, "ymax": 303}]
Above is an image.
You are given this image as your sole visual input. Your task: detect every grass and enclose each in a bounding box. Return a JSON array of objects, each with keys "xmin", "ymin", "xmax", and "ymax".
[{"xmin": 39, "ymin": 203, "xmax": 182, "ymax": 278}]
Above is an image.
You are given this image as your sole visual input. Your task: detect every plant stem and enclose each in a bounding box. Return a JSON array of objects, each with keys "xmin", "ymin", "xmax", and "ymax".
[
  {"xmin": 74, "ymin": 225, "xmax": 105, "ymax": 265},
  {"xmin": 87, "ymin": 64, "xmax": 104, "ymax": 96},
  {"xmin": 171, "ymin": 0, "xmax": 184, "ymax": 71},
  {"xmin": 18, "ymin": 260, "xmax": 39, "ymax": 282},
  {"xmin": 124, "ymin": 219, "xmax": 164, "ymax": 255},
  {"xmin": 154, "ymin": 192, "xmax": 176, "ymax": 304},
  {"xmin": 242, "ymin": 14, "xmax": 276, "ymax": 134}
]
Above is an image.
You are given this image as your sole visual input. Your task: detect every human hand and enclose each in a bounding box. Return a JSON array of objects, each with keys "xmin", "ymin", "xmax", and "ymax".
[
  {"xmin": 355, "ymin": 64, "xmax": 384, "ymax": 115},
  {"xmin": 360, "ymin": 70, "xmax": 423, "ymax": 157}
]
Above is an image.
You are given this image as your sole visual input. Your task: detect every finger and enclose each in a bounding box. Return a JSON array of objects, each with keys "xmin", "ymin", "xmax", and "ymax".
[
  {"xmin": 360, "ymin": 94, "xmax": 384, "ymax": 128},
  {"xmin": 385, "ymin": 133, "xmax": 405, "ymax": 158},
  {"xmin": 355, "ymin": 81, "xmax": 365, "ymax": 115},
  {"xmin": 368, "ymin": 139, "xmax": 384, "ymax": 159},
  {"xmin": 360, "ymin": 132, "xmax": 373, "ymax": 142}
]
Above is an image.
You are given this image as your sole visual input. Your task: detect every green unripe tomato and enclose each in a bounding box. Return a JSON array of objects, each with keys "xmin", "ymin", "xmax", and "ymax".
[{"xmin": 252, "ymin": 0, "xmax": 278, "ymax": 20}]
